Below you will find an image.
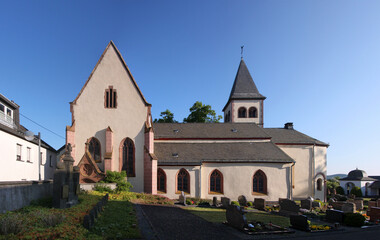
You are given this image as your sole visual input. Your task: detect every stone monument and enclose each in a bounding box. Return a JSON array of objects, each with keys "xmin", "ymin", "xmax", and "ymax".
[{"xmin": 53, "ymin": 144, "xmax": 80, "ymax": 208}]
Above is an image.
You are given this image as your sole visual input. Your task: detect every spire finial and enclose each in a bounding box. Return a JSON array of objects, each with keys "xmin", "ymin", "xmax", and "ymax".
[{"xmin": 241, "ymin": 45, "xmax": 244, "ymax": 59}]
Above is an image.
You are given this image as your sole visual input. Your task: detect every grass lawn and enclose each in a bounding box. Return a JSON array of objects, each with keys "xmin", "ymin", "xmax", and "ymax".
[
  {"xmin": 185, "ymin": 207, "xmax": 290, "ymax": 227},
  {"xmin": 86, "ymin": 200, "xmax": 140, "ymax": 239}
]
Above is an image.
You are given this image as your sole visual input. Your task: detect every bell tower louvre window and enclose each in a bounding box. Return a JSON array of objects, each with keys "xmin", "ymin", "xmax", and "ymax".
[{"xmin": 105, "ymin": 86, "xmax": 117, "ymax": 108}]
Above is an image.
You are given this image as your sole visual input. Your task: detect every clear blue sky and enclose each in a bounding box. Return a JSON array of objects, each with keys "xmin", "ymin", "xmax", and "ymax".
[{"xmin": 1, "ymin": 1, "xmax": 379, "ymax": 175}]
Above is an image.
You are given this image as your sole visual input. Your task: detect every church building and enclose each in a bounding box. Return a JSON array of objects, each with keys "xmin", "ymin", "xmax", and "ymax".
[{"xmin": 66, "ymin": 41, "xmax": 328, "ymax": 202}]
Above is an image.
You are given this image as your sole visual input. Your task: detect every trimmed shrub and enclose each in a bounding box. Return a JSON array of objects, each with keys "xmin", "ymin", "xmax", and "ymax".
[
  {"xmin": 104, "ymin": 170, "xmax": 127, "ymax": 183},
  {"xmin": 94, "ymin": 183, "xmax": 113, "ymax": 193},
  {"xmin": 247, "ymin": 201, "xmax": 253, "ymax": 207},
  {"xmin": 231, "ymin": 201, "xmax": 240, "ymax": 206},
  {"xmin": 116, "ymin": 180, "xmax": 133, "ymax": 192},
  {"xmin": 344, "ymin": 213, "xmax": 365, "ymax": 227},
  {"xmin": 336, "ymin": 186, "xmax": 345, "ymax": 195},
  {"xmin": 350, "ymin": 186, "xmax": 363, "ymax": 198}
]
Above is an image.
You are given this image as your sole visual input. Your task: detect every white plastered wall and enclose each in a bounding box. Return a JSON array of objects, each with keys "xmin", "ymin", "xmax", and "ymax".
[
  {"xmin": 72, "ymin": 45, "xmax": 148, "ymax": 192},
  {"xmin": 0, "ymin": 130, "xmax": 56, "ymax": 181},
  {"xmin": 278, "ymin": 145, "xmax": 327, "ymax": 201},
  {"xmin": 156, "ymin": 166, "xmax": 200, "ymax": 199},
  {"xmin": 157, "ymin": 163, "xmax": 290, "ymax": 201},
  {"xmin": 340, "ymin": 180, "xmax": 374, "ymax": 196}
]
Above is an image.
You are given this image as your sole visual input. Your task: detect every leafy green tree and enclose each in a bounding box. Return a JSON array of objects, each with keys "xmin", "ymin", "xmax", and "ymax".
[
  {"xmin": 326, "ymin": 177, "xmax": 340, "ymax": 195},
  {"xmin": 153, "ymin": 109, "xmax": 178, "ymax": 123},
  {"xmin": 350, "ymin": 186, "xmax": 363, "ymax": 197},
  {"xmin": 183, "ymin": 101, "xmax": 222, "ymax": 123}
]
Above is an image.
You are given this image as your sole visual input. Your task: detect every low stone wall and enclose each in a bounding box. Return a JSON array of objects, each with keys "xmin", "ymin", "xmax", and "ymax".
[
  {"xmin": 80, "ymin": 183, "xmax": 117, "ymax": 191},
  {"xmin": 0, "ymin": 180, "xmax": 53, "ymax": 213}
]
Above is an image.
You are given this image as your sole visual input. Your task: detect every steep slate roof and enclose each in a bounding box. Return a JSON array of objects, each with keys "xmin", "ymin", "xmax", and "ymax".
[
  {"xmin": 263, "ymin": 128, "xmax": 329, "ymax": 146},
  {"xmin": 71, "ymin": 41, "xmax": 150, "ymax": 106},
  {"xmin": 223, "ymin": 59, "xmax": 266, "ymax": 111},
  {"xmin": 155, "ymin": 142, "xmax": 294, "ymax": 165},
  {"xmin": 153, "ymin": 123, "xmax": 271, "ymax": 139}
]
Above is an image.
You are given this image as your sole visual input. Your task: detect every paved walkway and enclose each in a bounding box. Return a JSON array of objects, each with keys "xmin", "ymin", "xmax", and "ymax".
[{"xmin": 134, "ymin": 204, "xmax": 380, "ymax": 240}]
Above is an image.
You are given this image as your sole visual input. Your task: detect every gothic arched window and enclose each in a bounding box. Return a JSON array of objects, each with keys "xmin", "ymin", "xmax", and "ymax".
[
  {"xmin": 177, "ymin": 168, "xmax": 190, "ymax": 193},
  {"xmin": 209, "ymin": 169, "xmax": 223, "ymax": 194},
  {"xmin": 249, "ymin": 107, "xmax": 257, "ymax": 118},
  {"xmin": 120, "ymin": 138, "xmax": 135, "ymax": 177},
  {"xmin": 238, "ymin": 107, "xmax": 247, "ymax": 118},
  {"xmin": 88, "ymin": 137, "xmax": 101, "ymax": 163},
  {"xmin": 253, "ymin": 170, "xmax": 267, "ymax": 194},
  {"xmin": 157, "ymin": 168, "xmax": 166, "ymax": 193}
]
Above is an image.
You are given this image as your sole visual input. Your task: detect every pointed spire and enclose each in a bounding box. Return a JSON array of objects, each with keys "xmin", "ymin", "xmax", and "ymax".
[{"xmin": 228, "ymin": 59, "xmax": 266, "ymax": 101}]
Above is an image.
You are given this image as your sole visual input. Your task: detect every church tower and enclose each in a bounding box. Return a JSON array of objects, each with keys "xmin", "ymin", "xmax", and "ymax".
[{"xmin": 223, "ymin": 59, "xmax": 266, "ymax": 126}]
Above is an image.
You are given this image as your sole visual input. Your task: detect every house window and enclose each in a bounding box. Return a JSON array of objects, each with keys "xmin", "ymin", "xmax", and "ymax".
[
  {"xmin": 27, "ymin": 147, "xmax": 31, "ymax": 162},
  {"xmin": 0, "ymin": 104, "xmax": 4, "ymax": 112},
  {"xmin": 121, "ymin": 138, "xmax": 135, "ymax": 177},
  {"xmin": 225, "ymin": 111, "xmax": 231, "ymax": 122},
  {"xmin": 105, "ymin": 86, "xmax": 117, "ymax": 108},
  {"xmin": 177, "ymin": 168, "xmax": 190, "ymax": 193},
  {"xmin": 40, "ymin": 152, "xmax": 44, "ymax": 165},
  {"xmin": 209, "ymin": 169, "xmax": 223, "ymax": 194},
  {"xmin": 238, "ymin": 107, "xmax": 247, "ymax": 118},
  {"xmin": 6, "ymin": 108, "xmax": 12, "ymax": 117},
  {"xmin": 249, "ymin": 107, "xmax": 257, "ymax": 118},
  {"xmin": 157, "ymin": 168, "xmax": 166, "ymax": 193},
  {"xmin": 49, "ymin": 155, "xmax": 53, "ymax": 167},
  {"xmin": 317, "ymin": 178, "xmax": 322, "ymax": 191},
  {"xmin": 253, "ymin": 170, "xmax": 267, "ymax": 194},
  {"xmin": 16, "ymin": 144, "xmax": 22, "ymax": 161},
  {"xmin": 88, "ymin": 138, "xmax": 101, "ymax": 163}
]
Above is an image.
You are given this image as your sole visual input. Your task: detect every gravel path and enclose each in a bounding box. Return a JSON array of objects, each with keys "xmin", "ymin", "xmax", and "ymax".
[{"xmin": 139, "ymin": 204, "xmax": 239, "ymax": 240}]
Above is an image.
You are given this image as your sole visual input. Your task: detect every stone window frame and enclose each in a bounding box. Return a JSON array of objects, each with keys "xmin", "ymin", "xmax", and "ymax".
[
  {"xmin": 238, "ymin": 107, "xmax": 247, "ymax": 118},
  {"xmin": 252, "ymin": 169, "xmax": 267, "ymax": 195},
  {"xmin": 157, "ymin": 168, "xmax": 167, "ymax": 193},
  {"xmin": 119, "ymin": 137, "xmax": 135, "ymax": 177},
  {"xmin": 87, "ymin": 137, "xmax": 102, "ymax": 163},
  {"xmin": 104, "ymin": 85, "xmax": 117, "ymax": 109},
  {"xmin": 209, "ymin": 169, "xmax": 224, "ymax": 194},
  {"xmin": 248, "ymin": 107, "xmax": 258, "ymax": 118},
  {"xmin": 176, "ymin": 168, "xmax": 190, "ymax": 194}
]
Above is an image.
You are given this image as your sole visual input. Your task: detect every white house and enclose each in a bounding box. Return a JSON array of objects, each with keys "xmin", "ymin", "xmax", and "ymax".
[
  {"xmin": 339, "ymin": 169, "xmax": 380, "ymax": 197},
  {"xmin": 67, "ymin": 41, "xmax": 328, "ymax": 202},
  {"xmin": 0, "ymin": 93, "xmax": 57, "ymax": 181}
]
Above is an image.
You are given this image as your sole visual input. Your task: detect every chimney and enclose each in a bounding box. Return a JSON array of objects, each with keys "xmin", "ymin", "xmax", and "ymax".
[{"xmin": 284, "ymin": 122, "xmax": 293, "ymax": 130}]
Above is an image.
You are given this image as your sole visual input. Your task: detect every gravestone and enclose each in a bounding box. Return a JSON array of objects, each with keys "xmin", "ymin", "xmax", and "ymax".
[
  {"xmin": 290, "ymin": 215, "xmax": 310, "ymax": 231},
  {"xmin": 342, "ymin": 202, "xmax": 356, "ymax": 213},
  {"xmin": 368, "ymin": 207, "xmax": 380, "ymax": 222},
  {"xmin": 221, "ymin": 197, "xmax": 231, "ymax": 209},
  {"xmin": 326, "ymin": 209, "xmax": 344, "ymax": 223},
  {"xmin": 331, "ymin": 201, "xmax": 345, "ymax": 210},
  {"xmin": 226, "ymin": 204, "xmax": 247, "ymax": 230},
  {"xmin": 307, "ymin": 196, "xmax": 314, "ymax": 201},
  {"xmin": 312, "ymin": 201, "xmax": 321, "ymax": 208},
  {"xmin": 354, "ymin": 199, "xmax": 364, "ymax": 210},
  {"xmin": 279, "ymin": 199, "xmax": 300, "ymax": 215},
  {"xmin": 53, "ymin": 144, "xmax": 80, "ymax": 208},
  {"xmin": 301, "ymin": 199, "xmax": 312, "ymax": 210},
  {"xmin": 254, "ymin": 198, "xmax": 266, "ymax": 210},
  {"xmin": 179, "ymin": 191, "xmax": 186, "ymax": 205},
  {"xmin": 213, "ymin": 197, "xmax": 218, "ymax": 206},
  {"xmin": 238, "ymin": 195, "xmax": 247, "ymax": 207}
]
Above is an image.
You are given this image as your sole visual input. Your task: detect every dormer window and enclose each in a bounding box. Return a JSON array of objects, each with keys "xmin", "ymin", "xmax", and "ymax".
[{"xmin": 105, "ymin": 86, "xmax": 117, "ymax": 108}]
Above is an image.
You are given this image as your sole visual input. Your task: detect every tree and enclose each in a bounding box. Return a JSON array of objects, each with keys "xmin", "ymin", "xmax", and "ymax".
[
  {"xmin": 153, "ymin": 109, "xmax": 178, "ymax": 123},
  {"xmin": 326, "ymin": 177, "xmax": 340, "ymax": 195},
  {"xmin": 183, "ymin": 101, "xmax": 222, "ymax": 123}
]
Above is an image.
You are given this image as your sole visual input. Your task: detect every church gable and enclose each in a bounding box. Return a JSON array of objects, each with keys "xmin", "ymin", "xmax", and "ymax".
[{"xmin": 71, "ymin": 41, "xmax": 150, "ymax": 109}]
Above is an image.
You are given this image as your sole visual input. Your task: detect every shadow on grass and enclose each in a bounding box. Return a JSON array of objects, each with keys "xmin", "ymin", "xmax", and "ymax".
[{"xmin": 86, "ymin": 200, "xmax": 141, "ymax": 239}]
